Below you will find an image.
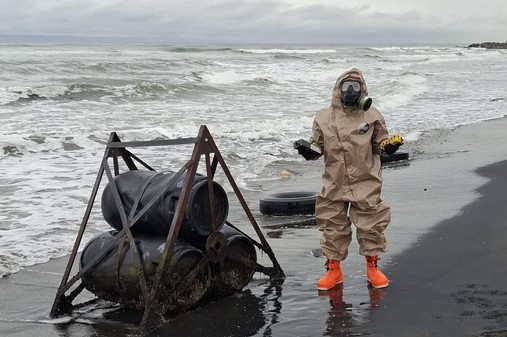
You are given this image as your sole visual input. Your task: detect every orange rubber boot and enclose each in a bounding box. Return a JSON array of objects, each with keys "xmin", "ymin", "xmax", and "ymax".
[
  {"xmin": 366, "ymin": 256, "xmax": 389, "ymax": 289},
  {"xmin": 317, "ymin": 259, "xmax": 343, "ymax": 290}
]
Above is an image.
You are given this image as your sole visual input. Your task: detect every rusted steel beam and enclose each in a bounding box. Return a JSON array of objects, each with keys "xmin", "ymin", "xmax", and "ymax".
[
  {"xmin": 107, "ymin": 138, "xmax": 196, "ymax": 148},
  {"xmin": 211, "ymin": 155, "xmax": 218, "ymax": 178},
  {"xmin": 225, "ymin": 221, "xmax": 264, "ymax": 250},
  {"xmin": 123, "ymin": 149, "xmax": 156, "ymax": 171},
  {"xmin": 228, "ymin": 252, "xmax": 280, "ymax": 278},
  {"xmin": 49, "ymin": 132, "xmax": 114, "ymax": 317},
  {"xmin": 113, "ymin": 149, "xmax": 120, "ymax": 176},
  {"xmin": 205, "ymin": 153, "xmax": 217, "ymax": 232},
  {"xmin": 108, "ymin": 133, "xmax": 138, "ymax": 172},
  {"xmin": 118, "ymin": 148, "xmax": 138, "ymax": 171},
  {"xmin": 114, "ymin": 233, "xmax": 128, "ymax": 293}
]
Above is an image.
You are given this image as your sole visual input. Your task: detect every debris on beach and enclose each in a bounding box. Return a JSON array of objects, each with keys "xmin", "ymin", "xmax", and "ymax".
[
  {"xmin": 277, "ymin": 169, "xmax": 291, "ymax": 179},
  {"xmin": 49, "ymin": 126, "xmax": 285, "ymax": 336},
  {"xmin": 310, "ymin": 248, "xmax": 323, "ymax": 257}
]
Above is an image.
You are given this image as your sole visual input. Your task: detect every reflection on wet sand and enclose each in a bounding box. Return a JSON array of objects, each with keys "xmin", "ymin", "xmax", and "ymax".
[
  {"xmin": 319, "ymin": 284, "xmax": 354, "ymax": 336},
  {"xmin": 366, "ymin": 285, "xmax": 385, "ymax": 310},
  {"xmin": 320, "ymin": 284, "xmax": 386, "ymax": 336},
  {"xmin": 151, "ymin": 289, "xmax": 268, "ymax": 337},
  {"xmin": 260, "ymin": 280, "xmax": 283, "ymax": 336},
  {"xmin": 53, "ymin": 300, "xmax": 141, "ymax": 337}
]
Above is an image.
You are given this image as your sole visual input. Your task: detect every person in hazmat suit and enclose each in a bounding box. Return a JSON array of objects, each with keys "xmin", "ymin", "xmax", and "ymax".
[{"xmin": 299, "ymin": 68, "xmax": 403, "ymax": 290}]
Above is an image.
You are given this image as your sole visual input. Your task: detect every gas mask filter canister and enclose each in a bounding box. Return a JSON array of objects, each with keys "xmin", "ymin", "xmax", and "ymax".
[{"xmin": 357, "ymin": 95, "xmax": 372, "ymax": 111}]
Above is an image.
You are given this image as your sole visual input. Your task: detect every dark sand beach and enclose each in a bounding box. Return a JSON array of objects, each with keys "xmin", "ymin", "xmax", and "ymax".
[
  {"xmin": 359, "ymin": 159, "xmax": 507, "ymax": 336},
  {"xmin": 1, "ymin": 116, "xmax": 507, "ymax": 337}
]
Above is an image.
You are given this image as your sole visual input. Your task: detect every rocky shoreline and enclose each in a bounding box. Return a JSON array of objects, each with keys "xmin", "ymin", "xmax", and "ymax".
[{"xmin": 468, "ymin": 41, "xmax": 507, "ymax": 49}]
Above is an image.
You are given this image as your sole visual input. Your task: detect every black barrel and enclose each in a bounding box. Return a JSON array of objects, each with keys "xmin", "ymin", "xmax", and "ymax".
[
  {"xmin": 198, "ymin": 224, "xmax": 257, "ymax": 296},
  {"xmin": 80, "ymin": 231, "xmax": 211, "ymax": 313},
  {"xmin": 101, "ymin": 170, "xmax": 229, "ymax": 237}
]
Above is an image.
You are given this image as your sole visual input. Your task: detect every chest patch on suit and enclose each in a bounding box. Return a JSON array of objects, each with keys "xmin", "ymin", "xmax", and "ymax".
[{"xmin": 357, "ymin": 122, "xmax": 369, "ymax": 135}]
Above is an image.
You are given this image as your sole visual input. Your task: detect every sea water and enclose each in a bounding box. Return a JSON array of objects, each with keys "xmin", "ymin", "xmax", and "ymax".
[{"xmin": 0, "ymin": 43, "xmax": 506, "ymax": 278}]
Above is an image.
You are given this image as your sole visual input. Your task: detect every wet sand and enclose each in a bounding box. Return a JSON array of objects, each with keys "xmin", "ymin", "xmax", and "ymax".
[
  {"xmin": 1, "ymin": 116, "xmax": 507, "ymax": 337},
  {"xmin": 362, "ymin": 159, "xmax": 507, "ymax": 337}
]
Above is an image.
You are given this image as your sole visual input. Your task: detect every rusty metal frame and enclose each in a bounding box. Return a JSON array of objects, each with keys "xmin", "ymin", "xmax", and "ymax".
[{"xmin": 49, "ymin": 125, "xmax": 285, "ymax": 335}]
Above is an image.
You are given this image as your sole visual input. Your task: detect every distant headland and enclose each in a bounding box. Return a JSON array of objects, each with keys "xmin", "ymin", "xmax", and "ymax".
[{"xmin": 467, "ymin": 41, "xmax": 507, "ymax": 49}]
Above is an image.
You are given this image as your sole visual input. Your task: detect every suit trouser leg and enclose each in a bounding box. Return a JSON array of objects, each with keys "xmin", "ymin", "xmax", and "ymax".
[
  {"xmin": 349, "ymin": 199, "xmax": 391, "ymax": 257},
  {"xmin": 316, "ymin": 196, "xmax": 352, "ymax": 261}
]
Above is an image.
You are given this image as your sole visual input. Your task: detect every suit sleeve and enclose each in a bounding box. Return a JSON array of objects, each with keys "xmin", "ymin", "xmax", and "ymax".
[
  {"xmin": 372, "ymin": 111, "xmax": 389, "ymax": 155},
  {"xmin": 310, "ymin": 117, "xmax": 324, "ymax": 152}
]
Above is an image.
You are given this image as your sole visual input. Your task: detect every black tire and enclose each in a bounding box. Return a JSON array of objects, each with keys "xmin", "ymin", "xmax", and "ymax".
[
  {"xmin": 259, "ymin": 191, "xmax": 318, "ymax": 216},
  {"xmin": 381, "ymin": 150, "xmax": 409, "ymax": 164}
]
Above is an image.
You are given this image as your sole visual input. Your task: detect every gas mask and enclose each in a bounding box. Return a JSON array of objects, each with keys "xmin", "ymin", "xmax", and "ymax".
[{"xmin": 340, "ymin": 80, "xmax": 372, "ymax": 111}]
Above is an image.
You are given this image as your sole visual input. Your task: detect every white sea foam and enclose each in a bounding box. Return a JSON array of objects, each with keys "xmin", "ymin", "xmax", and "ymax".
[
  {"xmin": 202, "ymin": 70, "xmax": 251, "ymax": 85},
  {"xmin": 0, "ymin": 88, "xmax": 21, "ymax": 105},
  {"xmin": 1, "ymin": 43, "xmax": 506, "ymax": 278},
  {"xmin": 238, "ymin": 48, "xmax": 337, "ymax": 54},
  {"xmin": 375, "ymin": 72, "xmax": 429, "ymax": 111}
]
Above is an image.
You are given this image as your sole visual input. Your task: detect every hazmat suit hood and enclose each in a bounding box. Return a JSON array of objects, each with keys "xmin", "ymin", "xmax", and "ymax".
[{"xmin": 331, "ymin": 68, "xmax": 369, "ymax": 112}]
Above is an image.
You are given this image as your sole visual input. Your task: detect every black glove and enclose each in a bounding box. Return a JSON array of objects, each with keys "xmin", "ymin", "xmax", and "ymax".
[
  {"xmin": 379, "ymin": 134, "xmax": 404, "ymax": 155},
  {"xmin": 294, "ymin": 139, "xmax": 322, "ymax": 161}
]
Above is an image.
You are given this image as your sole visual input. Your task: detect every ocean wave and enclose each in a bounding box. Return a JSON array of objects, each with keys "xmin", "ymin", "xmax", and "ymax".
[
  {"xmin": 386, "ymin": 56, "xmax": 431, "ymax": 63},
  {"xmin": 272, "ymin": 54, "xmax": 305, "ymax": 60},
  {"xmin": 375, "ymin": 72, "xmax": 428, "ymax": 111},
  {"xmin": 238, "ymin": 48, "xmax": 337, "ymax": 54},
  {"xmin": 201, "ymin": 70, "xmax": 268, "ymax": 85},
  {"xmin": 0, "ymin": 134, "xmax": 96, "ymax": 157},
  {"xmin": 82, "ymin": 61, "xmax": 137, "ymax": 73},
  {"xmin": 367, "ymin": 46, "xmax": 407, "ymax": 52},
  {"xmin": 0, "ymin": 81, "xmax": 225, "ymax": 105},
  {"xmin": 364, "ymin": 54, "xmax": 384, "ymax": 60},
  {"xmin": 245, "ymin": 77, "xmax": 278, "ymax": 85},
  {"xmin": 165, "ymin": 46, "xmax": 235, "ymax": 53},
  {"xmin": 316, "ymin": 58, "xmax": 350, "ymax": 64},
  {"xmin": 364, "ymin": 49, "xmax": 466, "ymax": 64},
  {"xmin": 376, "ymin": 47, "xmax": 497, "ymax": 65},
  {"xmin": 0, "ymin": 86, "xmax": 68, "ymax": 105},
  {"xmin": 0, "ymin": 84, "xmax": 103, "ymax": 105}
]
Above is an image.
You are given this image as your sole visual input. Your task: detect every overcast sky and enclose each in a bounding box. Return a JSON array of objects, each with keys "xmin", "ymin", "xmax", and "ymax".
[{"xmin": 0, "ymin": 0, "xmax": 505, "ymax": 44}]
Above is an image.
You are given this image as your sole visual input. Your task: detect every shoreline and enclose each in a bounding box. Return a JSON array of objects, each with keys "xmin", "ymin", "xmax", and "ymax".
[{"xmin": 1, "ymin": 116, "xmax": 507, "ymax": 336}]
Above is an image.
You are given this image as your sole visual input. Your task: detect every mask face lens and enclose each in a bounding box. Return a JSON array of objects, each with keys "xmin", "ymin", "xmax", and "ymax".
[{"xmin": 341, "ymin": 80, "xmax": 361, "ymax": 92}]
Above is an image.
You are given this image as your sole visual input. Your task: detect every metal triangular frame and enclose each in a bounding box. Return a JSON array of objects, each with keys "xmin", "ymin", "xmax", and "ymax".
[{"xmin": 49, "ymin": 125, "xmax": 285, "ymax": 336}]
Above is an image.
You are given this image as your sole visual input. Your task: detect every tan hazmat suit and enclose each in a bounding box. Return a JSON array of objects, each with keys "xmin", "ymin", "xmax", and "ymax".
[{"xmin": 310, "ymin": 68, "xmax": 391, "ymax": 261}]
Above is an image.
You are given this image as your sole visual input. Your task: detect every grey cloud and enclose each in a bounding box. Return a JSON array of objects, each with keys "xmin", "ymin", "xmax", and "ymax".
[{"xmin": 0, "ymin": 0, "xmax": 505, "ymax": 43}]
